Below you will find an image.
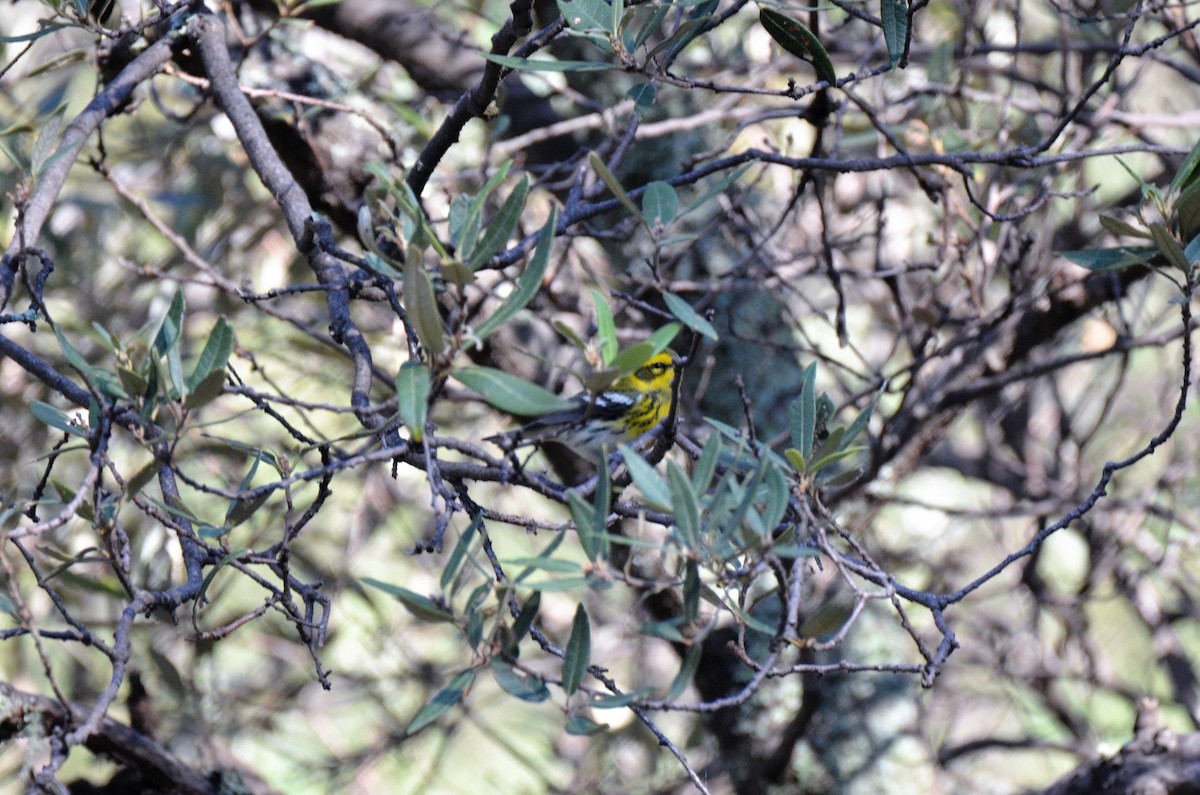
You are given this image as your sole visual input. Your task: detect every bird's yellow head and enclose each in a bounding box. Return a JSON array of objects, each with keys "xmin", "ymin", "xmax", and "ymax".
[{"xmin": 615, "ymin": 352, "xmax": 676, "ymax": 396}]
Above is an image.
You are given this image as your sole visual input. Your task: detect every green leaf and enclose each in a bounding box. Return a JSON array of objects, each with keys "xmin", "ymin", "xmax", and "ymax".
[
  {"xmin": 153, "ymin": 290, "xmax": 185, "ymax": 358},
  {"xmin": 1058, "ymin": 246, "xmax": 1157, "ymax": 272},
  {"xmin": 666, "ymin": 644, "xmax": 702, "ymax": 701},
  {"xmin": 683, "ymin": 561, "xmax": 700, "ymax": 623},
  {"xmin": 608, "ymin": 323, "xmax": 681, "ymax": 377},
  {"xmin": 185, "ymin": 369, "xmax": 226, "ymax": 410},
  {"xmin": 662, "ymin": 292, "xmax": 717, "ymax": 340},
  {"xmin": 692, "ymin": 432, "xmax": 721, "ymax": 491},
  {"xmin": 481, "ymin": 54, "xmax": 611, "ymax": 72},
  {"xmin": 880, "ymin": 0, "xmax": 908, "ymax": 67},
  {"xmin": 1150, "ymin": 223, "xmax": 1190, "ymax": 271},
  {"xmin": 589, "ymin": 151, "xmax": 643, "ymax": 221},
  {"xmin": 810, "ymin": 445, "xmax": 866, "ymax": 477},
  {"xmin": 591, "ymin": 688, "xmax": 655, "ymax": 708},
  {"xmin": 492, "ymin": 660, "xmax": 551, "ymax": 702},
  {"xmin": 31, "ymin": 401, "xmax": 85, "ymax": 437},
  {"xmin": 469, "ymin": 174, "xmax": 530, "ymax": 269},
  {"xmin": 518, "ymin": 577, "xmax": 597, "ymax": 592},
  {"xmin": 667, "ymin": 461, "xmax": 700, "ymax": 548},
  {"xmin": 403, "ymin": 257, "xmax": 446, "ymax": 357},
  {"xmin": 593, "ymin": 290, "xmax": 619, "ymax": 365},
  {"xmin": 632, "ymin": 3, "xmax": 670, "ymax": 50},
  {"xmin": 455, "ymin": 162, "xmax": 511, "ymax": 257},
  {"xmin": 1098, "ymin": 214, "xmax": 1150, "ymax": 240},
  {"xmin": 395, "ymin": 362, "xmax": 431, "ymax": 443},
  {"xmin": 789, "ymin": 363, "xmax": 818, "ymax": 458},
  {"xmin": 843, "ymin": 382, "xmax": 884, "ymax": 448},
  {"xmin": 641, "ymin": 181, "xmax": 679, "ymax": 228},
  {"xmin": 627, "ymin": 83, "xmax": 657, "ymax": 119},
  {"xmin": 224, "ymin": 491, "xmax": 269, "ymax": 529},
  {"xmin": 562, "ymin": 604, "xmax": 592, "ymax": 695},
  {"xmin": 363, "ymin": 578, "xmax": 456, "ymax": 623},
  {"xmin": 759, "ymin": 8, "xmax": 837, "ymax": 85},
  {"xmin": 455, "ymin": 366, "xmax": 577, "ymax": 415},
  {"xmin": 570, "ymin": 490, "xmax": 605, "ymax": 562},
  {"xmin": 1170, "ymin": 137, "xmax": 1200, "ymax": 195},
  {"xmin": 474, "ymin": 205, "xmax": 558, "ymax": 342},
  {"xmin": 762, "ymin": 465, "xmax": 789, "ymax": 535},
  {"xmin": 504, "ymin": 556, "xmax": 583, "ymax": 574},
  {"xmin": 52, "ymin": 326, "xmax": 128, "ymax": 400},
  {"xmin": 593, "ymin": 457, "xmax": 612, "ymax": 558},
  {"xmin": 511, "ymin": 591, "xmax": 541, "ymax": 645},
  {"xmin": 559, "ymin": 0, "xmax": 613, "ymax": 33},
  {"xmin": 124, "ymin": 458, "xmax": 163, "ymax": 499},
  {"xmin": 564, "ymin": 715, "xmax": 609, "ymax": 735},
  {"xmin": 1175, "ymin": 179, "xmax": 1200, "ymax": 243},
  {"xmin": 619, "ymin": 445, "xmax": 672, "ymax": 511},
  {"xmin": 440, "ymin": 515, "xmax": 480, "ymax": 592},
  {"xmin": 406, "ymin": 668, "xmax": 477, "ymax": 735}
]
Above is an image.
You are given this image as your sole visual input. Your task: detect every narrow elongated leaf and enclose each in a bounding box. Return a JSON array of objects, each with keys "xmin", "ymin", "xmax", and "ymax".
[
  {"xmin": 562, "ymin": 604, "xmax": 592, "ymax": 695},
  {"xmin": 689, "ymin": 435, "xmax": 719, "ymax": 493},
  {"xmin": 570, "ymin": 491, "xmax": 604, "ymax": 561},
  {"xmin": 762, "ymin": 466, "xmax": 790, "ymax": 535},
  {"xmin": 153, "ymin": 290, "xmax": 185, "ymax": 357},
  {"xmin": 455, "ymin": 366, "xmax": 576, "ymax": 415},
  {"xmin": 1098, "ymin": 214, "xmax": 1150, "ymax": 240},
  {"xmin": 663, "ymin": 292, "xmax": 717, "ymax": 340},
  {"xmin": 589, "ymin": 152, "xmax": 643, "ymax": 221},
  {"xmin": 880, "ymin": 0, "xmax": 908, "ymax": 67},
  {"xmin": 592, "ymin": 687, "xmax": 655, "ymax": 708},
  {"xmin": 363, "ymin": 578, "xmax": 456, "ymax": 623},
  {"xmin": 481, "ymin": 54, "xmax": 611, "ymax": 72},
  {"xmin": 633, "ymin": 3, "xmax": 670, "ymax": 50},
  {"xmin": 593, "ymin": 290, "xmax": 618, "ymax": 365},
  {"xmin": 1150, "ymin": 222, "xmax": 1190, "ymax": 272},
  {"xmin": 469, "ymin": 175, "xmax": 530, "ymax": 269},
  {"xmin": 667, "ymin": 461, "xmax": 700, "ymax": 547},
  {"xmin": 403, "ymin": 257, "xmax": 446, "ymax": 357},
  {"xmin": 683, "ymin": 561, "xmax": 700, "ymax": 623},
  {"xmin": 619, "ymin": 444, "xmax": 672, "ymax": 510},
  {"xmin": 406, "ymin": 668, "xmax": 477, "ymax": 734},
  {"xmin": 474, "ymin": 205, "xmax": 558, "ymax": 342},
  {"xmin": 1171, "ymin": 136, "xmax": 1200, "ymax": 194},
  {"xmin": 759, "ymin": 8, "xmax": 837, "ymax": 85},
  {"xmin": 31, "ymin": 401, "xmax": 85, "ymax": 437},
  {"xmin": 395, "ymin": 362, "xmax": 431, "ymax": 442},
  {"xmin": 456, "ymin": 162, "xmax": 512, "ymax": 257},
  {"xmin": 1058, "ymin": 246, "xmax": 1156, "ymax": 271},
  {"xmin": 440, "ymin": 515, "xmax": 480, "ymax": 592},
  {"xmin": 789, "ymin": 363, "xmax": 818, "ymax": 458},
  {"xmin": 609, "ymin": 323, "xmax": 681, "ymax": 377},
  {"xmin": 593, "ymin": 457, "xmax": 612, "ymax": 558},
  {"xmin": 503, "ymin": 557, "xmax": 583, "ymax": 574},
  {"xmin": 511, "ymin": 591, "xmax": 541, "ymax": 645}
]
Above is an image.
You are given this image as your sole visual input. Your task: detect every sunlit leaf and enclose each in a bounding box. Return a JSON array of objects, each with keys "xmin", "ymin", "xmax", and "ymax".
[{"xmin": 455, "ymin": 366, "xmax": 576, "ymax": 415}]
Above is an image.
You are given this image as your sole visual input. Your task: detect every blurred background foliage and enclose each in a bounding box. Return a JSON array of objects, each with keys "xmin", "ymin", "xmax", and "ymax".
[{"xmin": 2, "ymin": 0, "xmax": 1200, "ymax": 793}]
